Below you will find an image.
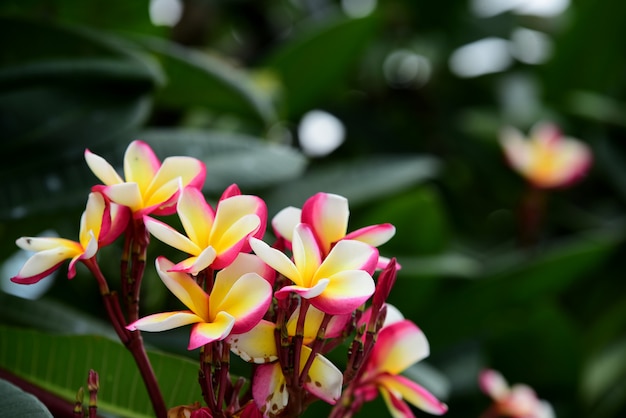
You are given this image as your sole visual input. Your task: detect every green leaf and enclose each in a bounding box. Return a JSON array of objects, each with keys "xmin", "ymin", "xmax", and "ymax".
[
  {"xmin": 133, "ymin": 36, "xmax": 277, "ymax": 126},
  {"xmin": 136, "ymin": 128, "xmax": 308, "ymax": 193},
  {"xmin": 543, "ymin": 0, "xmax": 626, "ymax": 101},
  {"xmin": 0, "ymin": 378, "xmax": 53, "ymax": 418},
  {"xmin": 398, "ymin": 252, "xmax": 483, "ymax": 279},
  {"xmin": 0, "ymin": 325, "xmax": 202, "ymax": 418},
  {"xmin": 263, "ymin": 12, "xmax": 379, "ymax": 115},
  {"xmin": 0, "ymin": 292, "xmax": 116, "ymax": 339},
  {"xmin": 0, "ymin": 0, "xmax": 165, "ymax": 36},
  {"xmin": 582, "ymin": 338, "xmax": 626, "ymax": 418},
  {"xmin": 264, "ymin": 154, "xmax": 440, "ymax": 214}
]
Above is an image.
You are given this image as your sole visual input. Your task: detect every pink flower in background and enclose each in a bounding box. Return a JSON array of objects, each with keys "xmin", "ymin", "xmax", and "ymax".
[
  {"xmin": 479, "ymin": 369, "xmax": 555, "ymax": 418},
  {"xmin": 500, "ymin": 122, "xmax": 592, "ymax": 189},
  {"xmin": 85, "ymin": 140, "xmax": 206, "ymax": 218}
]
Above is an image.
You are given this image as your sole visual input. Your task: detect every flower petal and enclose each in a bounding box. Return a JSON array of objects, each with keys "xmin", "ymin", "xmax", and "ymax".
[
  {"xmin": 311, "ymin": 270, "xmax": 374, "ymax": 314},
  {"xmin": 379, "ymin": 374, "xmax": 448, "ymax": 416},
  {"xmin": 292, "ymin": 224, "xmax": 322, "ymax": 286},
  {"xmin": 84, "ymin": 149, "xmax": 124, "ymax": 186},
  {"xmin": 127, "ymin": 311, "xmax": 203, "ymax": 332},
  {"xmin": 228, "ymin": 319, "xmax": 278, "ymax": 363},
  {"xmin": 301, "ymin": 193, "xmax": 349, "ymax": 254},
  {"xmin": 210, "ymin": 272, "xmax": 272, "ymax": 334},
  {"xmin": 315, "ymin": 239, "xmax": 378, "ymax": 279},
  {"xmin": 479, "ymin": 369, "xmax": 510, "ymax": 401},
  {"xmin": 177, "ymin": 187, "xmax": 215, "ymax": 248},
  {"xmin": 252, "ymin": 363, "xmax": 288, "ymax": 417},
  {"xmin": 145, "ymin": 156, "xmax": 206, "ymax": 200},
  {"xmin": 250, "ymin": 238, "xmax": 302, "ymax": 285},
  {"xmin": 167, "ymin": 247, "xmax": 217, "ymax": 276},
  {"xmin": 286, "ymin": 305, "xmax": 350, "ymax": 342},
  {"xmin": 379, "ymin": 384, "xmax": 416, "ymax": 418},
  {"xmin": 189, "ymin": 311, "xmax": 236, "ymax": 349},
  {"xmin": 369, "ymin": 320, "xmax": 429, "ymax": 375},
  {"xmin": 155, "ymin": 257, "xmax": 210, "ymax": 319},
  {"xmin": 213, "ymin": 253, "xmax": 275, "ymax": 288},
  {"xmin": 300, "ymin": 345, "xmax": 343, "ymax": 405},
  {"xmin": 101, "ymin": 183, "xmax": 144, "ymax": 213},
  {"xmin": 16, "ymin": 236, "xmax": 78, "ymax": 252},
  {"xmin": 12, "ymin": 242, "xmax": 82, "ymax": 284},
  {"xmin": 345, "ymin": 223, "xmax": 396, "ymax": 247},
  {"xmin": 271, "ymin": 206, "xmax": 301, "ymax": 242},
  {"xmin": 79, "ymin": 193, "xmax": 106, "ymax": 247},
  {"xmin": 123, "ymin": 140, "xmax": 161, "ymax": 195},
  {"xmin": 211, "ymin": 195, "xmax": 265, "ymax": 251},
  {"xmin": 275, "ymin": 280, "xmax": 329, "ymax": 301},
  {"xmin": 145, "ymin": 217, "xmax": 202, "ymax": 256}
]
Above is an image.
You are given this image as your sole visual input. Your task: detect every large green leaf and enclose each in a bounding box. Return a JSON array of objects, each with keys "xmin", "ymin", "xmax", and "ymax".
[
  {"xmin": 0, "ymin": 18, "xmax": 161, "ymax": 220},
  {"xmin": 136, "ymin": 128, "xmax": 307, "ymax": 193},
  {"xmin": 0, "ymin": 326, "xmax": 202, "ymax": 418},
  {"xmin": 582, "ymin": 337, "xmax": 626, "ymax": 418},
  {"xmin": 264, "ymin": 154, "xmax": 440, "ymax": 214},
  {"xmin": 262, "ymin": 12, "xmax": 379, "ymax": 116},
  {"xmin": 134, "ymin": 36, "xmax": 277, "ymax": 126},
  {"xmin": 0, "ymin": 378, "xmax": 52, "ymax": 418},
  {"xmin": 0, "ymin": 128, "xmax": 306, "ymax": 221}
]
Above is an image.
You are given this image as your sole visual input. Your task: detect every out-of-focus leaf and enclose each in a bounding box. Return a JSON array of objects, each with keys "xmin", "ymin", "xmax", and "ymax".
[
  {"xmin": 0, "ymin": 0, "xmax": 164, "ymax": 36},
  {"xmin": 133, "ymin": 36, "xmax": 277, "ymax": 126},
  {"xmin": 133, "ymin": 128, "xmax": 307, "ymax": 193},
  {"xmin": 0, "ymin": 292, "xmax": 115, "ymax": 339},
  {"xmin": 566, "ymin": 91, "xmax": 626, "ymax": 127},
  {"xmin": 595, "ymin": 136, "xmax": 626, "ymax": 203},
  {"xmin": 420, "ymin": 228, "xmax": 621, "ymax": 348},
  {"xmin": 398, "ymin": 252, "xmax": 483, "ymax": 279},
  {"xmin": 264, "ymin": 155, "xmax": 440, "ymax": 214},
  {"xmin": 543, "ymin": 0, "xmax": 626, "ymax": 101},
  {"xmin": 0, "ymin": 325, "xmax": 201, "ymax": 418},
  {"xmin": 483, "ymin": 228, "xmax": 622, "ymax": 300},
  {"xmin": 0, "ymin": 378, "xmax": 52, "ymax": 418},
  {"xmin": 581, "ymin": 338, "xmax": 626, "ymax": 418},
  {"xmin": 0, "ymin": 18, "xmax": 161, "ymax": 220},
  {"xmin": 263, "ymin": 12, "xmax": 378, "ymax": 116}
]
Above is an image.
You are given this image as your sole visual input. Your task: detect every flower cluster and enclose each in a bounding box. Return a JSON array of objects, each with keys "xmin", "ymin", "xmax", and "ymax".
[{"xmin": 11, "ymin": 141, "xmax": 447, "ymax": 418}]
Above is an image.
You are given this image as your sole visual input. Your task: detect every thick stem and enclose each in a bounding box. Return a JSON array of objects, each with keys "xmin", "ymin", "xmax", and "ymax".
[{"xmin": 85, "ymin": 258, "xmax": 167, "ymax": 418}]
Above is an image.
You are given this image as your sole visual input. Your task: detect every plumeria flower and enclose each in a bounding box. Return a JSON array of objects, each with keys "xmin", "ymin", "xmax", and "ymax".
[
  {"xmin": 355, "ymin": 319, "xmax": 448, "ymax": 417},
  {"xmin": 272, "ymin": 192, "xmax": 396, "ymax": 268},
  {"xmin": 250, "ymin": 223, "xmax": 378, "ymax": 315},
  {"xmin": 85, "ymin": 140, "xmax": 206, "ymax": 218},
  {"xmin": 228, "ymin": 316, "xmax": 343, "ymax": 417},
  {"xmin": 500, "ymin": 122, "xmax": 592, "ymax": 189},
  {"xmin": 479, "ymin": 369, "xmax": 555, "ymax": 418},
  {"xmin": 127, "ymin": 255, "xmax": 272, "ymax": 350},
  {"xmin": 11, "ymin": 192, "xmax": 129, "ymax": 284},
  {"xmin": 144, "ymin": 186, "xmax": 267, "ymax": 274}
]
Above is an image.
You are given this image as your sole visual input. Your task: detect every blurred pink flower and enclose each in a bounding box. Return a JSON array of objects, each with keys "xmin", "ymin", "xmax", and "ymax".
[
  {"xmin": 479, "ymin": 369, "xmax": 555, "ymax": 418},
  {"xmin": 500, "ymin": 122, "xmax": 592, "ymax": 189}
]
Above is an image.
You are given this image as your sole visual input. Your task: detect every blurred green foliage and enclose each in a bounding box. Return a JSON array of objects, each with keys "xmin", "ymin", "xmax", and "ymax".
[{"xmin": 1, "ymin": 0, "xmax": 626, "ymax": 417}]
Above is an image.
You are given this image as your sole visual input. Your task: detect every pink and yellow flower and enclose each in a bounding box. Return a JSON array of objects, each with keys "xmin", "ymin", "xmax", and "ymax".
[
  {"xmin": 356, "ymin": 319, "xmax": 448, "ymax": 417},
  {"xmin": 228, "ymin": 309, "xmax": 344, "ymax": 417},
  {"xmin": 127, "ymin": 255, "xmax": 272, "ymax": 350},
  {"xmin": 144, "ymin": 186, "xmax": 267, "ymax": 274},
  {"xmin": 250, "ymin": 223, "xmax": 378, "ymax": 315},
  {"xmin": 272, "ymin": 193, "xmax": 396, "ymax": 268},
  {"xmin": 479, "ymin": 369, "xmax": 554, "ymax": 418},
  {"xmin": 11, "ymin": 193, "xmax": 129, "ymax": 284},
  {"xmin": 85, "ymin": 140, "xmax": 206, "ymax": 218},
  {"xmin": 500, "ymin": 122, "xmax": 592, "ymax": 189}
]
